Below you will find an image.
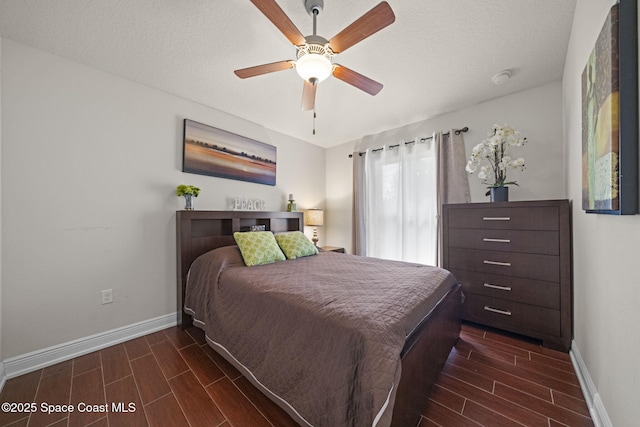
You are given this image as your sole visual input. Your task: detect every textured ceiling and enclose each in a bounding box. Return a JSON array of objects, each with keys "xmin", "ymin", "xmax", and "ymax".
[{"xmin": 0, "ymin": 0, "xmax": 577, "ymax": 147}]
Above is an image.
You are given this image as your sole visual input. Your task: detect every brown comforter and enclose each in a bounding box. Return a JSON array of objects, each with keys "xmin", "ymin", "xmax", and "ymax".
[{"xmin": 184, "ymin": 246, "xmax": 456, "ymax": 427}]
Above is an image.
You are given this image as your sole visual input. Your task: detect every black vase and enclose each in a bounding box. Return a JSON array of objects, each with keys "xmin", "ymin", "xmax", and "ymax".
[{"xmin": 490, "ymin": 187, "xmax": 509, "ymax": 202}]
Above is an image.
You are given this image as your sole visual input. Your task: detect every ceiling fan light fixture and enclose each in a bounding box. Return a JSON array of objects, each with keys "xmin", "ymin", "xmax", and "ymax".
[
  {"xmin": 296, "ymin": 53, "xmax": 332, "ymax": 82},
  {"xmin": 296, "ymin": 42, "xmax": 333, "ymax": 83}
]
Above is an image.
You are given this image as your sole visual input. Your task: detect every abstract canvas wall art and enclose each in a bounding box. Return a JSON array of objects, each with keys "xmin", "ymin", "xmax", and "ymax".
[
  {"xmin": 581, "ymin": 1, "xmax": 638, "ymax": 215},
  {"xmin": 182, "ymin": 119, "xmax": 276, "ymax": 186}
]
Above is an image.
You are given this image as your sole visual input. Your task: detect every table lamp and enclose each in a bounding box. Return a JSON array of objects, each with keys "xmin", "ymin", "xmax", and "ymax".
[{"xmin": 306, "ymin": 209, "xmax": 324, "ymax": 246}]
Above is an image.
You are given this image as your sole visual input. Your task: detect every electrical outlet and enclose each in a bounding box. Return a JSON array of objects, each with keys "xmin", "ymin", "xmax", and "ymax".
[{"xmin": 101, "ymin": 289, "xmax": 113, "ymax": 305}]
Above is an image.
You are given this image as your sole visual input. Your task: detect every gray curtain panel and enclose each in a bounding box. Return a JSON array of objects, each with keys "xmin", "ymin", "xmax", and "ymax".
[
  {"xmin": 435, "ymin": 130, "xmax": 471, "ymax": 264},
  {"xmin": 436, "ymin": 130, "xmax": 471, "ymax": 206},
  {"xmin": 352, "ymin": 152, "xmax": 367, "ymax": 256}
]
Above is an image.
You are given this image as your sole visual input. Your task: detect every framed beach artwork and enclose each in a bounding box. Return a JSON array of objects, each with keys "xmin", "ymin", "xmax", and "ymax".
[
  {"xmin": 581, "ymin": 0, "xmax": 638, "ymax": 214},
  {"xmin": 182, "ymin": 119, "xmax": 277, "ymax": 186}
]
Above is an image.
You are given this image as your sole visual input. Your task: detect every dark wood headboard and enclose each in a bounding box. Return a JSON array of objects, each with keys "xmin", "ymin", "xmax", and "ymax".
[{"xmin": 176, "ymin": 210, "xmax": 304, "ymax": 327}]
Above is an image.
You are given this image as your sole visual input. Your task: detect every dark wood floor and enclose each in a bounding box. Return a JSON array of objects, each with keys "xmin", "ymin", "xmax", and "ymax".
[{"xmin": 0, "ymin": 322, "xmax": 593, "ymax": 427}]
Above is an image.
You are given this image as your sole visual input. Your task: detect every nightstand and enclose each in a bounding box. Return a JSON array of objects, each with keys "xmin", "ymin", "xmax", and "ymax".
[{"xmin": 320, "ymin": 246, "xmax": 345, "ymax": 253}]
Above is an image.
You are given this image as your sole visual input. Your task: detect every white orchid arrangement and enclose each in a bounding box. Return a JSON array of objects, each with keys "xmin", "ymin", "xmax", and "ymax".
[{"xmin": 466, "ymin": 124, "xmax": 527, "ymax": 195}]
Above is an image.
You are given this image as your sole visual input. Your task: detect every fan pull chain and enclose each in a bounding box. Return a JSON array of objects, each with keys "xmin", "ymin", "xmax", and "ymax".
[{"xmin": 313, "ymin": 110, "xmax": 317, "ymax": 135}]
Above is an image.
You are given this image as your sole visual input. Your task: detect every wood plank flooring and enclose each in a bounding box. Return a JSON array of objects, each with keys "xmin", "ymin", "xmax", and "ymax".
[{"xmin": 0, "ymin": 322, "xmax": 593, "ymax": 427}]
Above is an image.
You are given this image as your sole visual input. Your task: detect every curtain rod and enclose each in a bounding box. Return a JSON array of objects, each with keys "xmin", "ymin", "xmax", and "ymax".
[{"xmin": 348, "ymin": 127, "xmax": 468, "ymax": 158}]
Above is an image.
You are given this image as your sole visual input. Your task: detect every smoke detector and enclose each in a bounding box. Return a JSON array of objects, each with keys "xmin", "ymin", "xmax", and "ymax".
[{"xmin": 492, "ymin": 70, "xmax": 512, "ymax": 85}]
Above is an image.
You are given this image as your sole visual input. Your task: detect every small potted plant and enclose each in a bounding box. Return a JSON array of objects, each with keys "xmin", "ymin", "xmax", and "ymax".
[
  {"xmin": 465, "ymin": 124, "xmax": 527, "ymax": 202},
  {"xmin": 176, "ymin": 184, "xmax": 200, "ymax": 210}
]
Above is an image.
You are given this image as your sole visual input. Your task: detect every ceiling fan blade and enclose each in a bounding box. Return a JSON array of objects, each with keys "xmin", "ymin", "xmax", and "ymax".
[
  {"xmin": 234, "ymin": 60, "xmax": 294, "ymax": 78},
  {"xmin": 328, "ymin": 2, "xmax": 395, "ymax": 54},
  {"xmin": 333, "ymin": 64, "xmax": 383, "ymax": 95},
  {"xmin": 301, "ymin": 80, "xmax": 317, "ymax": 111},
  {"xmin": 250, "ymin": 0, "xmax": 306, "ymax": 46}
]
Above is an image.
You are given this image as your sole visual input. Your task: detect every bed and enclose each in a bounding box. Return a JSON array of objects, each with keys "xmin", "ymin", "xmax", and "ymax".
[{"xmin": 177, "ymin": 210, "xmax": 461, "ymax": 427}]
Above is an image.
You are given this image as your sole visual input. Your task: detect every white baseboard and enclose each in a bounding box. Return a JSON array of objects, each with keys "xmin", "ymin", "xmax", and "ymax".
[
  {"xmin": 1, "ymin": 313, "xmax": 177, "ymax": 382},
  {"xmin": 0, "ymin": 361, "xmax": 6, "ymax": 393},
  {"xmin": 570, "ymin": 340, "xmax": 612, "ymax": 427}
]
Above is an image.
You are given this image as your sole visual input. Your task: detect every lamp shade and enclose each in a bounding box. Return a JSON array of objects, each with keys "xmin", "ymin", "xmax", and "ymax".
[{"xmin": 306, "ymin": 209, "xmax": 324, "ymax": 226}]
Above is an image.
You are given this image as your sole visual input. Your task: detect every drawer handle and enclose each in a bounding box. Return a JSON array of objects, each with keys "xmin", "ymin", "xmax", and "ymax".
[
  {"xmin": 483, "ymin": 283, "xmax": 512, "ymax": 291},
  {"xmin": 483, "ymin": 238, "xmax": 511, "ymax": 243},
  {"xmin": 483, "ymin": 260, "xmax": 512, "ymax": 267},
  {"xmin": 483, "ymin": 217, "xmax": 511, "ymax": 221},
  {"xmin": 484, "ymin": 306, "xmax": 512, "ymax": 316}
]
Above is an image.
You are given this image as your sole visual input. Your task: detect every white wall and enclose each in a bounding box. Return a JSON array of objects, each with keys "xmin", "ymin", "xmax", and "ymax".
[
  {"xmin": 0, "ymin": 39, "xmax": 325, "ymax": 359},
  {"xmin": 563, "ymin": 0, "xmax": 640, "ymax": 424},
  {"xmin": 326, "ymin": 81, "xmax": 566, "ymax": 253}
]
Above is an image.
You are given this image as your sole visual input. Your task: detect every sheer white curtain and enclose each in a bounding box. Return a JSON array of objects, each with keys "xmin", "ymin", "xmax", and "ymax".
[
  {"xmin": 353, "ymin": 130, "xmax": 470, "ymax": 266},
  {"xmin": 364, "ymin": 138, "xmax": 439, "ymax": 264}
]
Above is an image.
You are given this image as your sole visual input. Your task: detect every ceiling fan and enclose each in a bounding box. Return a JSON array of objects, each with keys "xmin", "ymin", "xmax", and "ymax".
[{"xmin": 234, "ymin": 0, "xmax": 395, "ymax": 111}]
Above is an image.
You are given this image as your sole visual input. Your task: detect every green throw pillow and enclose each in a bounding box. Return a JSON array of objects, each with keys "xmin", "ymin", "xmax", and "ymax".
[
  {"xmin": 274, "ymin": 231, "xmax": 319, "ymax": 260},
  {"xmin": 233, "ymin": 231, "xmax": 286, "ymax": 266}
]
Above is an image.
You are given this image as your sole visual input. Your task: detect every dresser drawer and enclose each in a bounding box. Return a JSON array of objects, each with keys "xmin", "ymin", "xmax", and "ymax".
[
  {"xmin": 448, "ymin": 248, "xmax": 559, "ymax": 282},
  {"xmin": 449, "ymin": 269, "xmax": 560, "ymax": 309},
  {"xmin": 463, "ymin": 293, "xmax": 560, "ymax": 337},
  {"xmin": 447, "ymin": 206, "xmax": 559, "ymax": 230},
  {"xmin": 447, "ymin": 228, "xmax": 559, "ymax": 255}
]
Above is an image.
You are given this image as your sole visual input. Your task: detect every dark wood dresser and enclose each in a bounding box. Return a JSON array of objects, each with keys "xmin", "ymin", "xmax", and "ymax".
[{"xmin": 442, "ymin": 200, "xmax": 572, "ymax": 351}]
